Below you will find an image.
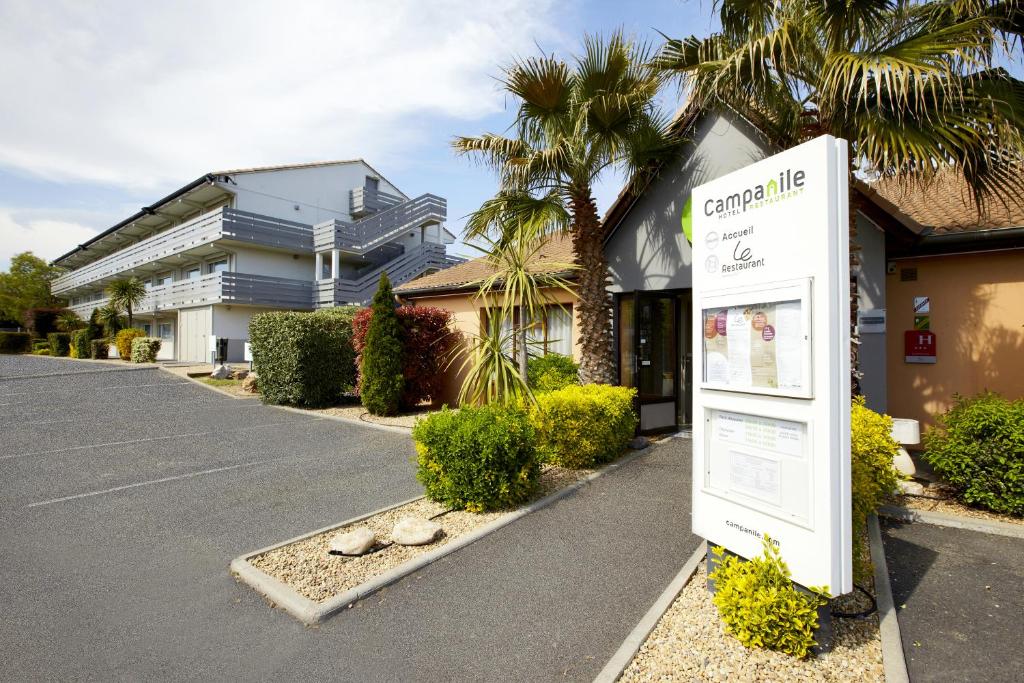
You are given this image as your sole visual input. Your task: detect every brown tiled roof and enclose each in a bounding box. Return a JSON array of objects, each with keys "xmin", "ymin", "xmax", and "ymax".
[
  {"xmin": 396, "ymin": 234, "xmax": 577, "ymax": 295},
  {"xmin": 867, "ymin": 171, "xmax": 1024, "ymax": 235}
]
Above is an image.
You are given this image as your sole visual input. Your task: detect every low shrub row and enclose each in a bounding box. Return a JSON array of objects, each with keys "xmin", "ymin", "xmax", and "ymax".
[
  {"xmin": 0, "ymin": 331, "xmax": 32, "ymax": 353},
  {"xmin": 413, "ymin": 384, "xmax": 638, "ymax": 512},
  {"xmin": 925, "ymin": 392, "xmax": 1023, "ymax": 516},
  {"xmin": 115, "ymin": 328, "xmax": 145, "ymax": 360},
  {"xmin": 526, "ymin": 353, "xmax": 579, "ymax": 392},
  {"xmin": 249, "ymin": 307, "xmax": 359, "ymax": 407},
  {"xmin": 47, "ymin": 332, "xmax": 71, "ymax": 357}
]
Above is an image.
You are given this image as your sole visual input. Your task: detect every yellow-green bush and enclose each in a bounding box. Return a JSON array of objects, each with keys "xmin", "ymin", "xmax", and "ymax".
[
  {"xmin": 530, "ymin": 384, "xmax": 637, "ymax": 468},
  {"xmin": 115, "ymin": 328, "xmax": 145, "ymax": 360},
  {"xmin": 709, "ymin": 538, "xmax": 828, "ymax": 659},
  {"xmin": 851, "ymin": 397, "xmax": 901, "ymax": 579},
  {"xmin": 130, "ymin": 337, "xmax": 161, "ymax": 363}
]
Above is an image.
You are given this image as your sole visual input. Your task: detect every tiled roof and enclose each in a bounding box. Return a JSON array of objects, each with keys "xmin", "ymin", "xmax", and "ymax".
[
  {"xmin": 867, "ymin": 171, "xmax": 1024, "ymax": 235},
  {"xmin": 396, "ymin": 234, "xmax": 577, "ymax": 295}
]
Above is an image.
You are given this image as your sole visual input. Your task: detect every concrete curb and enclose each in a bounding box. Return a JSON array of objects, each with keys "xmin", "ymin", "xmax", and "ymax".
[
  {"xmin": 869, "ymin": 514, "xmax": 909, "ymax": 683},
  {"xmin": 232, "ymin": 445, "xmax": 654, "ymax": 624},
  {"xmin": 879, "ymin": 504, "xmax": 1024, "ymax": 539},
  {"xmin": 593, "ymin": 541, "xmax": 706, "ymax": 683},
  {"xmin": 273, "ymin": 404, "xmax": 415, "ymax": 435}
]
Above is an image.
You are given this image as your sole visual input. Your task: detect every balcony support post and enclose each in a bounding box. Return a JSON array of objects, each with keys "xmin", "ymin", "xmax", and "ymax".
[
  {"xmin": 315, "ymin": 252, "xmax": 324, "ymax": 281},
  {"xmin": 331, "ymin": 249, "xmax": 340, "ymax": 280}
]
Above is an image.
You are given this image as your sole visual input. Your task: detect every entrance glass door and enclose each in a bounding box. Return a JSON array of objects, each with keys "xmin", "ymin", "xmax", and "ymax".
[{"xmin": 636, "ymin": 293, "xmax": 677, "ymax": 432}]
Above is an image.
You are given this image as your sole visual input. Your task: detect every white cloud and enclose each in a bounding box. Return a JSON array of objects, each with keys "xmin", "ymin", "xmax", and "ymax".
[
  {"xmin": 0, "ymin": 208, "xmax": 108, "ymax": 269},
  {"xmin": 0, "ymin": 0, "xmax": 566, "ymax": 189}
]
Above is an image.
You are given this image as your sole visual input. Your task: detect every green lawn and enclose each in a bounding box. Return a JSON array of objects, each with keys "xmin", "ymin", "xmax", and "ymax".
[{"xmin": 200, "ymin": 378, "xmax": 243, "ymax": 388}]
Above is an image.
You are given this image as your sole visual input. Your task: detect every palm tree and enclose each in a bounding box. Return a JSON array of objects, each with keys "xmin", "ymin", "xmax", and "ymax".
[
  {"xmin": 654, "ymin": 0, "xmax": 1024, "ymax": 388},
  {"xmin": 95, "ymin": 304, "xmax": 125, "ymax": 337},
  {"xmin": 453, "ymin": 32, "xmax": 684, "ymax": 385},
  {"xmin": 106, "ymin": 277, "xmax": 147, "ymax": 329},
  {"xmin": 55, "ymin": 310, "xmax": 83, "ymax": 332}
]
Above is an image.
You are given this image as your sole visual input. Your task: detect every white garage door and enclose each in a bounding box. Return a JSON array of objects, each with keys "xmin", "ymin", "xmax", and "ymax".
[{"xmin": 178, "ymin": 306, "xmax": 212, "ymax": 363}]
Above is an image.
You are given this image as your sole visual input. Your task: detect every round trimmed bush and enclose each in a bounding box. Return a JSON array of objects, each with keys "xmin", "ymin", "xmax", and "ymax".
[
  {"xmin": 115, "ymin": 328, "xmax": 145, "ymax": 360},
  {"xmin": 130, "ymin": 337, "xmax": 161, "ymax": 363},
  {"xmin": 526, "ymin": 353, "xmax": 579, "ymax": 392},
  {"xmin": 530, "ymin": 384, "xmax": 637, "ymax": 468},
  {"xmin": 924, "ymin": 392, "xmax": 1023, "ymax": 516},
  {"xmin": 413, "ymin": 404, "xmax": 539, "ymax": 512}
]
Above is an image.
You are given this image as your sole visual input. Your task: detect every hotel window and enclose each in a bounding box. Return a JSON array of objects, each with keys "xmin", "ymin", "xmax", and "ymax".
[
  {"xmin": 158, "ymin": 323, "xmax": 173, "ymax": 341},
  {"xmin": 209, "ymin": 259, "xmax": 228, "ymax": 274},
  {"xmin": 185, "ymin": 267, "xmax": 201, "ymax": 281},
  {"xmin": 154, "ymin": 273, "xmax": 172, "ymax": 287},
  {"xmin": 483, "ymin": 304, "xmax": 573, "ymax": 360}
]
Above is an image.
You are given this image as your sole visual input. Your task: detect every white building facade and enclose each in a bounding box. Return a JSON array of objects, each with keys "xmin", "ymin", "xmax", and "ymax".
[{"xmin": 51, "ymin": 160, "xmax": 460, "ymax": 362}]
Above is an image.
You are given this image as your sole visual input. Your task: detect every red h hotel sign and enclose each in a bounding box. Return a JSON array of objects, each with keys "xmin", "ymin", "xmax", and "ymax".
[{"xmin": 904, "ymin": 330, "xmax": 937, "ymax": 364}]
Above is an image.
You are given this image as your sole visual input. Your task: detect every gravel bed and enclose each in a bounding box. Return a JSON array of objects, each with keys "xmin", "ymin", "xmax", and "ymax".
[
  {"xmin": 893, "ymin": 490, "xmax": 1023, "ymax": 526},
  {"xmin": 249, "ymin": 464, "xmax": 592, "ymax": 603},
  {"xmin": 309, "ymin": 404, "xmax": 440, "ymax": 429},
  {"xmin": 621, "ymin": 562, "xmax": 884, "ymax": 682}
]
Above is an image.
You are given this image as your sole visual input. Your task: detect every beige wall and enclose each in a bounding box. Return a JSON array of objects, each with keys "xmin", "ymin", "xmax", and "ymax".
[
  {"xmin": 886, "ymin": 249, "xmax": 1024, "ymax": 428},
  {"xmin": 403, "ymin": 288, "xmax": 581, "ymax": 406}
]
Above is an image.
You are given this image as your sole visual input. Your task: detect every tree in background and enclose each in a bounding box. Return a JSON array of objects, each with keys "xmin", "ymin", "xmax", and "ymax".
[
  {"xmin": 454, "ymin": 31, "xmax": 684, "ymax": 384},
  {"xmin": 0, "ymin": 252, "xmax": 65, "ymax": 324},
  {"xmin": 55, "ymin": 310, "xmax": 84, "ymax": 332},
  {"xmin": 654, "ymin": 0, "xmax": 1024, "ymax": 390},
  {"xmin": 360, "ymin": 273, "xmax": 404, "ymax": 416},
  {"xmin": 95, "ymin": 304, "xmax": 125, "ymax": 338},
  {"xmin": 106, "ymin": 277, "xmax": 147, "ymax": 329}
]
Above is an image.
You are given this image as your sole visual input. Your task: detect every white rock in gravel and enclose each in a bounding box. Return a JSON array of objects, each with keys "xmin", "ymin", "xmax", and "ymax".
[
  {"xmin": 898, "ymin": 480, "xmax": 926, "ymax": 495},
  {"xmin": 329, "ymin": 527, "xmax": 376, "ymax": 556},
  {"xmin": 391, "ymin": 517, "xmax": 442, "ymax": 546},
  {"xmin": 210, "ymin": 364, "xmax": 231, "ymax": 379}
]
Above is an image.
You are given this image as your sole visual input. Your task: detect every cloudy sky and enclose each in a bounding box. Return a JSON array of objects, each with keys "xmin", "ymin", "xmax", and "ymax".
[{"xmin": 0, "ymin": 0, "xmax": 714, "ymax": 268}]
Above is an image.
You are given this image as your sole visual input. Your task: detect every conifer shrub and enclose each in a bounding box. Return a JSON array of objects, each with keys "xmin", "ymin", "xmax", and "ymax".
[
  {"xmin": 413, "ymin": 404, "xmax": 539, "ymax": 512},
  {"xmin": 71, "ymin": 329, "xmax": 93, "ymax": 359},
  {"xmin": 47, "ymin": 332, "xmax": 71, "ymax": 357},
  {"xmin": 526, "ymin": 353, "xmax": 579, "ymax": 392},
  {"xmin": 352, "ymin": 304, "xmax": 458, "ymax": 409},
  {"xmin": 359, "ymin": 273, "xmax": 403, "ymax": 416},
  {"xmin": 248, "ymin": 307, "xmax": 359, "ymax": 407},
  {"xmin": 0, "ymin": 331, "xmax": 32, "ymax": 353},
  {"xmin": 924, "ymin": 392, "xmax": 1024, "ymax": 516},
  {"xmin": 709, "ymin": 538, "xmax": 828, "ymax": 659},
  {"xmin": 130, "ymin": 337, "xmax": 161, "ymax": 363},
  {"xmin": 530, "ymin": 384, "xmax": 637, "ymax": 468},
  {"xmin": 115, "ymin": 328, "xmax": 145, "ymax": 360}
]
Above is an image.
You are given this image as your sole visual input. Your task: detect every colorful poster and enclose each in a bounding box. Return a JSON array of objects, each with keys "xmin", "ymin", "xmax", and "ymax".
[{"xmin": 701, "ymin": 299, "xmax": 804, "ymax": 392}]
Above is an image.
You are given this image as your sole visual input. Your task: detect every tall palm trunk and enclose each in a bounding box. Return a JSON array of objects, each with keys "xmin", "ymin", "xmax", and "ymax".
[
  {"xmin": 127, "ymin": 304, "xmax": 133, "ymax": 330},
  {"xmin": 519, "ymin": 303, "xmax": 528, "ymax": 381},
  {"xmin": 848, "ymin": 181, "xmax": 862, "ymax": 396},
  {"xmin": 569, "ymin": 187, "xmax": 616, "ymax": 385}
]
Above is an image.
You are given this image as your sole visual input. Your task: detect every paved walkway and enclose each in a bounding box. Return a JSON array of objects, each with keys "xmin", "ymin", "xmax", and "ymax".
[
  {"xmin": 1, "ymin": 354, "xmax": 698, "ymax": 681},
  {"xmin": 882, "ymin": 519, "xmax": 1024, "ymax": 683}
]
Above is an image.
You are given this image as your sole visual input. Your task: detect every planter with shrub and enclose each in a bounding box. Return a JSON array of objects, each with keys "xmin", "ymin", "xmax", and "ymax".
[
  {"xmin": 413, "ymin": 404, "xmax": 540, "ymax": 512},
  {"xmin": 115, "ymin": 328, "xmax": 145, "ymax": 360},
  {"xmin": 0, "ymin": 331, "xmax": 32, "ymax": 354},
  {"xmin": 130, "ymin": 337, "xmax": 161, "ymax": 363},
  {"xmin": 526, "ymin": 353, "xmax": 579, "ymax": 392},
  {"xmin": 47, "ymin": 332, "xmax": 71, "ymax": 357},
  {"xmin": 924, "ymin": 392, "xmax": 1023, "ymax": 516},
  {"xmin": 248, "ymin": 307, "xmax": 359, "ymax": 407},
  {"xmin": 530, "ymin": 384, "xmax": 637, "ymax": 468}
]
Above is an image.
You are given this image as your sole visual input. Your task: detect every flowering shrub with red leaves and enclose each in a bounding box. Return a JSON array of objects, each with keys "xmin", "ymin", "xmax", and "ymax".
[{"xmin": 353, "ymin": 305, "xmax": 460, "ymax": 409}]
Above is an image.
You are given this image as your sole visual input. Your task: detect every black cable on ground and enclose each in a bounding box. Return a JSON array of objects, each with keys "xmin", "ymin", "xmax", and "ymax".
[{"xmin": 831, "ymin": 584, "xmax": 877, "ymax": 619}]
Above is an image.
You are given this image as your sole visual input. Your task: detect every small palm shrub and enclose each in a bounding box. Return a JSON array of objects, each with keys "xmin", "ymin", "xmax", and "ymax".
[
  {"xmin": 710, "ymin": 539, "xmax": 828, "ymax": 659},
  {"xmin": 526, "ymin": 353, "xmax": 579, "ymax": 392},
  {"xmin": 530, "ymin": 384, "xmax": 637, "ymax": 468},
  {"xmin": 47, "ymin": 332, "xmax": 71, "ymax": 357},
  {"xmin": 130, "ymin": 337, "xmax": 161, "ymax": 363},
  {"xmin": 925, "ymin": 392, "xmax": 1023, "ymax": 516},
  {"xmin": 360, "ymin": 273, "xmax": 403, "ymax": 416},
  {"xmin": 850, "ymin": 397, "xmax": 902, "ymax": 579},
  {"xmin": 115, "ymin": 328, "xmax": 145, "ymax": 360},
  {"xmin": 413, "ymin": 404, "xmax": 539, "ymax": 512}
]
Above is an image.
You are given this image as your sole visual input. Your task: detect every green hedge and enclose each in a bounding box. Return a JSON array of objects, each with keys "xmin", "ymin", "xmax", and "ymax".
[
  {"xmin": 0, "ymin": 331, "xmax": 31, "ymax": 353},
  {"xmin": 47, "ymin": 332, "xmax": 71, "ymax": 357},
  {"xmin": 413, "ymin": 404, "xmax": 539, "ymax": 512},
  {"xmin": 90, "ymin": 339, "xmax": 110, "ymax": 359},
  {"xmin": 71, "ymin": 329, "xmax": 93, "ymax": 359},
  {"xmin": 850, "ymin": 397, "xmax": 901, "ymax": 578},
  {"xmin": 530, "ymin": 384, "xmax": 637, "ymax": 468},
  {"xmin": 526, "ymin": 353, "xmax": 579, "ymax": 392},
  {"xmin": 130, "ymin": 337, "xmax": 161, "ymax": 363},
  {"xmin": 248, "ymin": 307, "xmax": 359, "ymax": 407},
  {"xmin": 925, "ymin": 392, "xmax": 1023, "ymax": 516}
]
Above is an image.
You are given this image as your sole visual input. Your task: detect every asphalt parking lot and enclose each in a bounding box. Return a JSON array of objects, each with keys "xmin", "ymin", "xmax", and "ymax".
[{"xmin": 0, "ymin": 356, "xmax": 422, "ymax": 680}]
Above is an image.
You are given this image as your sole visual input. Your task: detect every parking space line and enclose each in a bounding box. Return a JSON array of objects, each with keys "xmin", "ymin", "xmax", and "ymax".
[
  {"xmin": 1, "ymin": 418, "xmax": 324, "ymax": 461},
  {"xmin": 0, "ymin": 381, "xmax": 192, "ymax": 397},
  {"xmin": 25, "ymin": 461, "xmax": 267, "ymax": 508},
  {"xmin": 23, "ymin": 402, "xmax": 263, "ymax": 426}
]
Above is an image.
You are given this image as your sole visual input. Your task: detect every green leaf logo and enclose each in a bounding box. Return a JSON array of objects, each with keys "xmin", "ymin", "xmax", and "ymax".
[{"xmin": 681, "ymin": 195, "xmax": 693, "ymax": 244}]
